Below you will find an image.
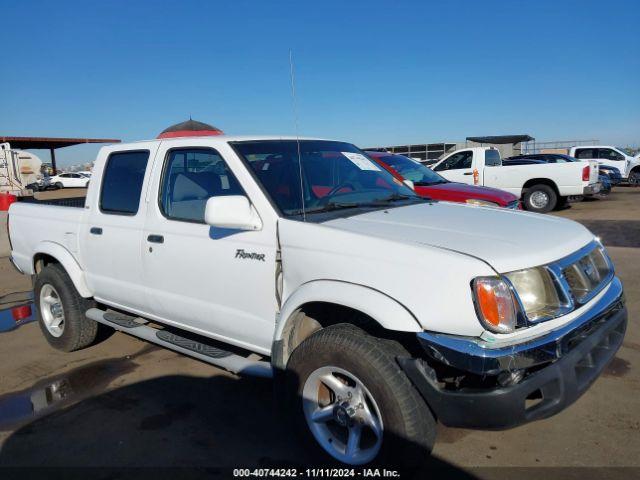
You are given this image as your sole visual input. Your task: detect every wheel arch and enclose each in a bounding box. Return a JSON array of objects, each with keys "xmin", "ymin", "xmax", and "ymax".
[
  {"xmin": 522, "ymin": 177, "xmax": 560, "ymax": 196},
  {"xmin": 272, "ymin": 280, "xmax": 422, "ymax": 368},
  {"xmin": 32, "ymin": 242, "xmax": 92, "ymax": 298}
]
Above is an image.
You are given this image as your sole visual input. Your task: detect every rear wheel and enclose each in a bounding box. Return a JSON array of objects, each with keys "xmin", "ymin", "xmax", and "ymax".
[
  {"xmin": 35, "ymin": 264, "xmax": 98, "ymax": 352},
  {"xmin": 523, "ymin": 184, "xmax": 557, "ymax": 213},
  {"xmin": 286, "ymin": 324, "xmax": 436, "ymax": 467}
]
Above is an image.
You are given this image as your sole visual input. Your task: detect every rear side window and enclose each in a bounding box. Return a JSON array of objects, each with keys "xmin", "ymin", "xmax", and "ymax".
[
  {"xmin": 574, "ymin": 148, "xmax": 595, "ymax": 159},
  {"xmin": 485, "ymin": 150, "xmax": 501, "ymax": 166},
  {"xmin": 160, "ymin": 148, "xmax": 244, "ymax": 223},
  {"xmin": 100, "ymin": 150, "xmax": 149, "ymax": 215}
]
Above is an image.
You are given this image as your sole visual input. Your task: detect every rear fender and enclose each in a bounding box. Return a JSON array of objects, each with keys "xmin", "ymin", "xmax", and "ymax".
[{"xmin": 32, "ymin": 241, "xmax": 92, "ymax": 297}]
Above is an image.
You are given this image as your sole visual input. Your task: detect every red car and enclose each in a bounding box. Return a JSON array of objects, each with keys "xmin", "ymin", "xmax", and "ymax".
[{"xmin": 366, "ymin": 151, "xmax": 521, "ymax": 209}]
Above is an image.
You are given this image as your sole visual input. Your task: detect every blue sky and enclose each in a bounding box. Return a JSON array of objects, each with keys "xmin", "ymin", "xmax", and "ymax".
[{"xmin": 1, "ymin": 0, "xmax": 638, "ymax": 166}]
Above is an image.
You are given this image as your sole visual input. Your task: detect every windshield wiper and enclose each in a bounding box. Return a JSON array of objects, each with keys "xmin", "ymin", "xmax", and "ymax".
[
  {"xmin": 414, "ymin": 180, "xmax": 447, "ymax": 186},
  {"xmin": 369, "ymin": 193, "xmax": 422, "ymax": 204},
  {"xmin": 301, "ymin": 202, "xmax": 363, "ymax": 214}
]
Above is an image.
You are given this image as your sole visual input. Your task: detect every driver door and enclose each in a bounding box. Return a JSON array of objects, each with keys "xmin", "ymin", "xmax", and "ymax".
[
  {"xmin": 142, "ymin": 144, "xmax": 278, "ymax": 353},
  {"xmin": 433, "ymin": 151, "xmax": 474, "ymax": 184},
  {"xmin": 596, "ymin": 148, "xmax": 628, "ymax": 175}
]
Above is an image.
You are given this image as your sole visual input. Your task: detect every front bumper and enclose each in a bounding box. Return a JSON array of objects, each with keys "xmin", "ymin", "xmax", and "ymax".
[{"xmin": 399, "ymin": 277, "xmax": 626, "ymax": 429}]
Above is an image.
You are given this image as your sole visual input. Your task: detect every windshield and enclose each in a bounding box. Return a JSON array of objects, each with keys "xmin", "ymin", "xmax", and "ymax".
[
  {"xmin": 232, "ymin": 140, "xmax": 422, "ymax": 217},
  {"xmin": 375, "ymin": 154, "xmax": 447, "ymax": 186}
]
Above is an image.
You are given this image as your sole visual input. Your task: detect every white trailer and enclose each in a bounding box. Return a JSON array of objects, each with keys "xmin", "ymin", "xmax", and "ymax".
[{"xmin": 0, "ymin": 143, "xmax": 43, "ymax": 195}]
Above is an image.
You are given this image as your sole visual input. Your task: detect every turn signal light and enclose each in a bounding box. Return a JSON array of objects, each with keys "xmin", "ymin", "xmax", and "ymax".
[{"xmin": 473, "ymin": 277, "xmax": 517, "ymax": 333}]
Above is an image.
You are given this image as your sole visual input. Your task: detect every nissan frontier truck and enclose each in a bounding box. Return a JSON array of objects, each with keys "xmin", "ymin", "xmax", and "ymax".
[{"xmin": 8, "ymin": 135, "xmax": 627, "ymax": 466}]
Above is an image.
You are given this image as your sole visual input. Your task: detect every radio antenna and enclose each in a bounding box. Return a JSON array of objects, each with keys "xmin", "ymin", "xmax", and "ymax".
[{"xmin": 289, "ymin": 49, "xmax": 306, "ymax": 221}]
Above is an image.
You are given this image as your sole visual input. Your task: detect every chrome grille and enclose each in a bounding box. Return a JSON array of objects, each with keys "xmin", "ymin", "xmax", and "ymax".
[{"xmin": 561, "ymin": 246, "xmax": 613, "ymax": 304}]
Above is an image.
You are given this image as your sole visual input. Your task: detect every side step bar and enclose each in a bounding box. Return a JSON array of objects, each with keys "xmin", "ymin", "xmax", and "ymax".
[{"xmin": 86, "ymin": 308, "xmax": 273, "ymax": 378}]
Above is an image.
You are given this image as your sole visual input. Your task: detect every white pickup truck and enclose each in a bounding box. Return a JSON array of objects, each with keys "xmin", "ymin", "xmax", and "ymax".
[
  {"xmin": 8, "ymin": 136, "xmax": 627, "ymax": 466},
  {"xmin": 432, "ymin": 147, "xmax": 600, "ymax": 212},
  {"xmin": 569, "ymin": 145, "xmax": 640, "ymax": 183}
]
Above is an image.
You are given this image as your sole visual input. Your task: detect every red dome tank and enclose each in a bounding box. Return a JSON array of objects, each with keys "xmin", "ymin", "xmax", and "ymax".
[{"xmin": 157, "ymin": 119, "xmax": 224, "ymax": 139}]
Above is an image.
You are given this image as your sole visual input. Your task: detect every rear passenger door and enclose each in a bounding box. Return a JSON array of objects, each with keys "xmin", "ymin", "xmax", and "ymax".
[
  {"xmin": 142, "ymin": 144, "xmax": 278, "ymax": 353},
  {"xmin": 82, "ymin": 146, "xmax": 155, "ymax": 314}
]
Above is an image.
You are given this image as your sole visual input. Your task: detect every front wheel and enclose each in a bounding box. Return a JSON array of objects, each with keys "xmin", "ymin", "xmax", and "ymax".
[
  {"xmin": 286, "ymin": 324, "xmax": 436, "ymax": 467},
  {"xmin": 629, "ymin": 169, "xmax": 640, "ymax": 186},
  {"xmin": 55, "ymin": 182, "xmax": 63, "ymax": 189},
  {"xmin": 523, "ymin": 184, "xmax": 557, "ymax": 213}
]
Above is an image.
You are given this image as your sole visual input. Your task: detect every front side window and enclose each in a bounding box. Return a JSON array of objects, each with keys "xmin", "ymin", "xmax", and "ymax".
[
  {"xmin": 100, "ymin": 150, "xmax": 149, "ymax": 215},
  {"xmin": 434, "ymin": 151, "xmax": 473, "ymax": 171},
  {"xmin": 160, "ymin": 148, "xmax": 244, "ymax": 223},
  {"xmin": 376, "ymin": 154, "xmax": 447, "ymax": 186},
  {"xmin": 597, "ymin": 148, "xmax": 625, "ymax": 161},
  {"xmin": 232, "ymin": 140, "xmax": 421, "ymax": 217}
]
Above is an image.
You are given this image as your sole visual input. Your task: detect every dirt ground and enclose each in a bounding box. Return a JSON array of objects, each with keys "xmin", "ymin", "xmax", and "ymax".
[{"xmin": 0, "ymin": 188, "xmax": 638, "ymax": 476}]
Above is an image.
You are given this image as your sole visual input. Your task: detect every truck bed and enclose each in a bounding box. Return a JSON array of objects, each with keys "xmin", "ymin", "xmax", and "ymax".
[
  {"xmin": 18, "ymin": 195, "xmax": 86, "ymax": 208},
  {"xmin": 8, "ymin": 202, "xmax": 85, "ymax": 275}
]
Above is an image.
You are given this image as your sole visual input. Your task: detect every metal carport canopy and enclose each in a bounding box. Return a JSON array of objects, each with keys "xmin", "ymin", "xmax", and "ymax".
[
  {"xmin": 466, "ymin": 135, "xmax": 534, "ymax": 144},
  {"xmin": 0, "ymin": 136, "xmax": 121, "ymax": 174}
]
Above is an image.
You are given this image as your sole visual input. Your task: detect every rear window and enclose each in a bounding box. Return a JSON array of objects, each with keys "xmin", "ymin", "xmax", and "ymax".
[{"xmin": 100, "ymin": 150, "xmax": 149, "ymax": 215}]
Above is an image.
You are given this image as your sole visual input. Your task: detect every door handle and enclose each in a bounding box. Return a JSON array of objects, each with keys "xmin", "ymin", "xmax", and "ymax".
[
  {"xmin": 147, "ymin": 234, "xmax": 164, "ymax": 244},
  {"xmin": 463, "ymin": 172, "xmax": 473, "ymax": 176},
  {"xmin": 90, "ymin": 227, "xmax": 102, "ymax": 235}
]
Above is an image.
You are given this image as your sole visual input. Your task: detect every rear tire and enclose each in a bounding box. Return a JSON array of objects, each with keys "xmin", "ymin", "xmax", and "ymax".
[
  {"xmin": 34, "ymin": 264, "xmax": 98, "ymax": 352},
  {"xmin": 523, "ymin": 184, "xmax": 557, "ymax": 213},
  {"xmin": 285, "ymin": 324, "xmax": 436, "ymax": 467}
]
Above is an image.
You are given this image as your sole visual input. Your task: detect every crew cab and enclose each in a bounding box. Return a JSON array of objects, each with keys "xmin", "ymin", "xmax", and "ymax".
[
  {"xmin": 569, "ymin": 146, "xmax": 640, "ymax": 183},
  {"xmin": 432, "ymin": 147, "xmax": 600, "ymax": 212},
  {"xmin": 8, "ymin": 136, "xmax": 627, "ymax": 466},
  {"xmin": 366, "ymin": 151, "xmax": 520, "ymax": 209}
]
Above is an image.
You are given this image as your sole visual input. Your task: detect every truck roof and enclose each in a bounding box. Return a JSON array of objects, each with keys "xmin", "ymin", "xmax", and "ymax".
[{"xmin": 110, "ymin": 135, "xmax": 328, "ymax": 148}]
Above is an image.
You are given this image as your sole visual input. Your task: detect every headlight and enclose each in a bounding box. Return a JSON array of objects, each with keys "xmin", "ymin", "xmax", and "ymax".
[
  {"xmin": 472, "ymin": 277, "xmax": 517, "ymax": 333},
  {"xmin": 504, "ymin": 267, "xmax": 571, "ymax": 322},
  {"xmin": 466, "ymin": 199, "xmax": 499, "ymax": 207}
]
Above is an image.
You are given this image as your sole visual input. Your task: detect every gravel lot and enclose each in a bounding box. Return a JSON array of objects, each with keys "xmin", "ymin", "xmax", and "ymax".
[{"xmin": 0, "ymin": 188, "xmax": 638, "ymax": 476}]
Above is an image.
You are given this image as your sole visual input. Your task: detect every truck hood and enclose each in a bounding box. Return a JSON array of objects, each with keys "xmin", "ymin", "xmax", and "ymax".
[{"xmin": 324, "ymin": 202, "xmax": 594, "ymax": 273}]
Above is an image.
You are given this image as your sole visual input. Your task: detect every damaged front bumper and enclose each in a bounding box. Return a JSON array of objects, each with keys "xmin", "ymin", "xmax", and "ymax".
[{"xmin": 399, "ymin": 277, "xmax": 626, "ymax": 429}]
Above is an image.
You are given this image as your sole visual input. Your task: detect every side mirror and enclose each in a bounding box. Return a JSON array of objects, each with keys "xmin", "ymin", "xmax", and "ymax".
[{"xmin": 204, "ymin": 196, "xmax": 262, "ymax": 231}]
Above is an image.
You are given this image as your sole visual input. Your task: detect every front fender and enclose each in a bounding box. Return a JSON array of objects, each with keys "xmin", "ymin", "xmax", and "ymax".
[
  {"xmin": 33, "ymin": 241, "xmax": 92, "ymax": 298},
  {"xmin": 274, "ymin": 279, "xmax": 422, "ymax": 344}
]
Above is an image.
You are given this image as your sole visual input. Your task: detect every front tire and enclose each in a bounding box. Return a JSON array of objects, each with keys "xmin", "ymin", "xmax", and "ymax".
[
  {"xmin": 523, "ymin": 184, "xmax": 557, "ymax": 213},
  {"xmin": 34, "ymin": 264, "xmax": 98, "ymax": 352},
  {"xmin": 629, "ymin": 169, "xmax": 640, "ymax": 186},
  {"xmin": 286, "ymin": 324, "xmax": 436, "ymax": 467},
  {"xmin": 55, "ymin": 182, "xmax": 63, "ymax": 189}
]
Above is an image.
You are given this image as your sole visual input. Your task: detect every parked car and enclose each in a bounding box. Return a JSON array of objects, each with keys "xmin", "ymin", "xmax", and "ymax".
[
  {"xmin": 366, "ymin": 151, "xmax": 520, "ymax": 208},
  {"xmin": 432, "ymin": 147, "xmax": 600, "ymax": 213},
  {"xmin": 8, "ymin": 136, "xmax": 627, "ymax": 466},
  {"xmin": 49, "ymin": 172, "xmax": 90, "ymax": 188},
  {"xmin": 568, "ymin": 146, "xmax": 640, "ymax": 184},
  {"xmin": 598, "ymin": 165, "xmax": 623, "ymax": 186}
]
